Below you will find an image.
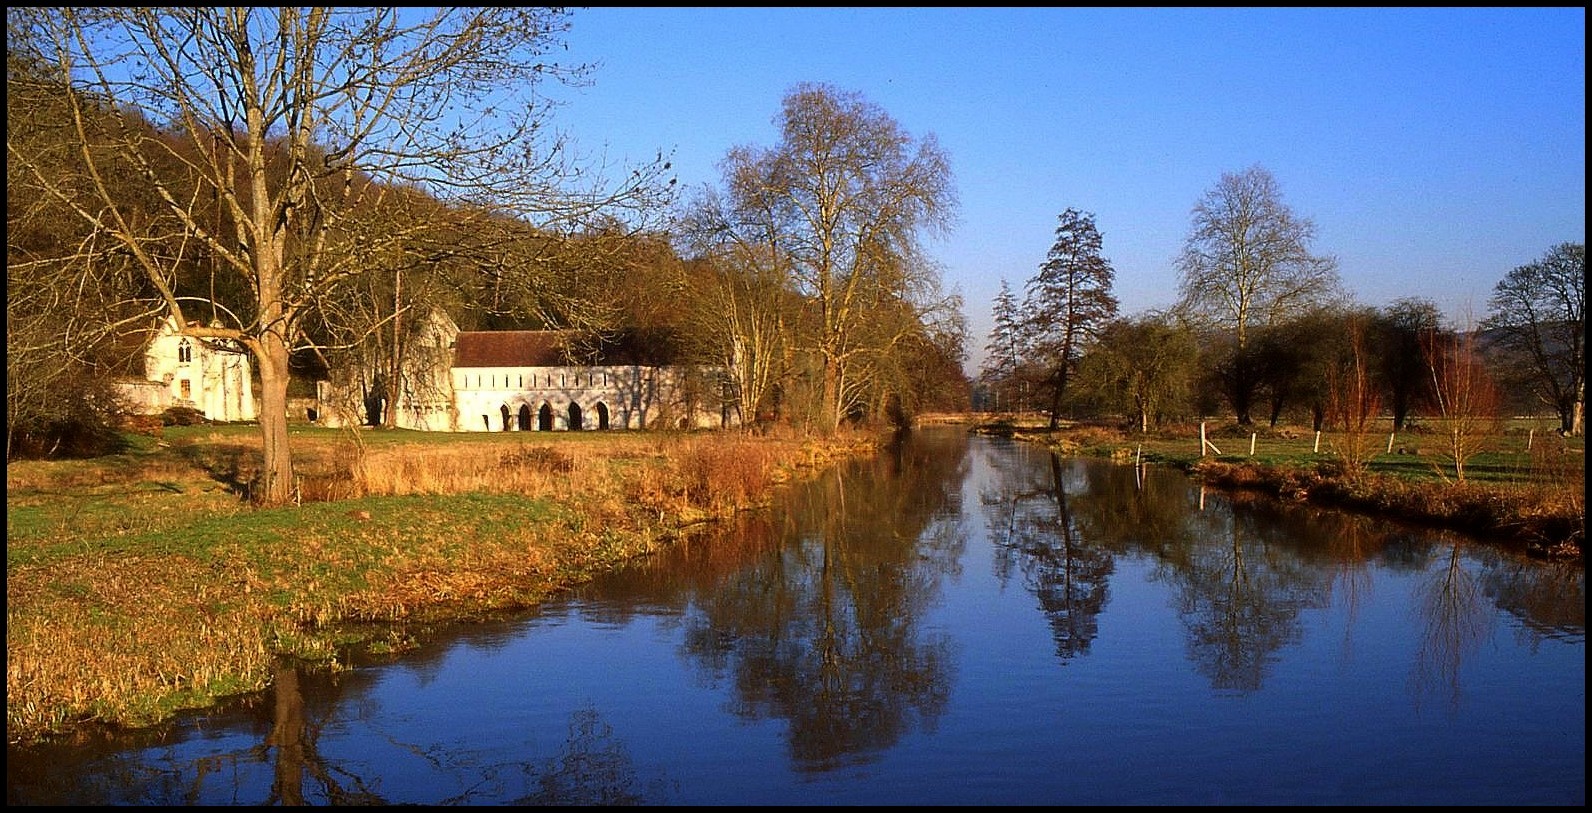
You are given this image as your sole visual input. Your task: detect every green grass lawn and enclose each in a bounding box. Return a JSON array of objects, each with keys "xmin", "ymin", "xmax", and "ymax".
[{"xmin": 995, "ymin": 415, "xmax": 1582, "ymax": 487}]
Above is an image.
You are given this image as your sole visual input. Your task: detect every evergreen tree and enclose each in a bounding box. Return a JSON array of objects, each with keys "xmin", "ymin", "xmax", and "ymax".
[
  {"xmin": 980, "ymin": 278, "xmax": 1026, "ymax": 412},
  {"xmin": 1023, "ymin": 209, "xmax": 1119, "ymax": 428}
]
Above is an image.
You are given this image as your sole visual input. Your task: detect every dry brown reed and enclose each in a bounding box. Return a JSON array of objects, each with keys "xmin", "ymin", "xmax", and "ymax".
[
  {"xmin": 7, "ymin": 551, "xmax": 278, "ymax": 739},
  {"xmin": 7, "ymin": 427, "xmax": 882, "ymax": 744}
]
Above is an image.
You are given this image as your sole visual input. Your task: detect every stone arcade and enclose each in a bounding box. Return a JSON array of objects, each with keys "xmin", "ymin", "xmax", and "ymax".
[{"xmin": 315, "ymin": 309, "xmax": 736, "ymax": 432}]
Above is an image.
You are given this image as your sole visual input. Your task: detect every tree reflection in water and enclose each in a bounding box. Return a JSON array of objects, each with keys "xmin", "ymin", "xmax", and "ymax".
[
  {"xmin": 508, "ymin": 705, "xmax": 674, "ymax": 806},
  {"xmin": 6, "ymin": 656, "xmax": 669, "ymax": 805},
  {"xmin": 1410, "ymin": 538, "xmax": 1494, "ymax": 713},
  {"xmin": 979, "ymin": 445, "xmax": 1337, "ymax": 690},
  {"xmin": 971, "ymin": 441, "xmax": 1575, "ymax": 701},
  {"xmin": 676, "ymin": 430, "xmax": 971, "ymax": 772},
  {"xmin": 982, "ymin": 448, "xmax": 1115, "ymax": 661},
  {"xmin": 1482, "ymin": 557, "xmax": 1586, "ymax": 644},
  {"xmin": 262, "ymin": 658, "xmax": 385, "ymax": 805},
  {"xmin": 1169, "ymin": 491, "xmax": 1335, "ymax": 693},
  {"xmin": 261, "ymin": 672, "xmax": 672, "ymax": 805}
]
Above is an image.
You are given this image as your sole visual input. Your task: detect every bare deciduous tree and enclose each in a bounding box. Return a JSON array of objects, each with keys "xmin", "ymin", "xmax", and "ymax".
[
  {"xmin": 9, "ymin": 8, "xmax": 672, "ymax": 503},
  {"xmin": 701, "ymin": 82, "xmax": 957, "ymax": 430},
  {"xmin": 1422, "ymin": 323, "xmax": 1502, "ymax": 483},
  {"xmin": 1176, "ymin": 165, "xmax": 1343, "ymax": 425},
  {"xmin": 1483, "ymin": 242, "xmax": 1584, "ymax": 436},
  {"xmin": 701, "ymin": 257, "xmax": 797, "ymax": 426},
  {"xmin": 6, "ymin": 37, "xmax": 153, "ymax": 458},
  {"xmin": 845, "ymin": 274, "xmax": 968, "ymax": 427},
  {"xmin": 676, "ymin": 188, "xmax": 800, "ymax": 426},
  {"xmin": 1324, "ymin": 315, "xmax": 1382, "ymax": 477}
]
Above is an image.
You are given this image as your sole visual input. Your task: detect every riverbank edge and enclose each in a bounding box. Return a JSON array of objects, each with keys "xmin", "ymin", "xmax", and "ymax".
[
  {"xmin": 6, "ymin": 431, "xmax": 885, "ymax": 747},
  {"xmin": 975, "ymin": 422, "xmax": 1584, "ymax": 563}
]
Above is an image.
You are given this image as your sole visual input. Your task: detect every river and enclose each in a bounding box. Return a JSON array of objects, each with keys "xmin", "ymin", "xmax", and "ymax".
[{"xmin": 6, "ymin": 429, "xmax": 1585, "ymax": 805}]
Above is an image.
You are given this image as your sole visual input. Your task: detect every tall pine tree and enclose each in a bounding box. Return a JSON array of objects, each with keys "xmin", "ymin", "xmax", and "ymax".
[
  {"xmin": 980, "ymin": 278, "xmax": 1027, "ymax": 412},
  {"xmin": 1023, "ymin": 208, "xmax": 1119, "ymax": 428}
]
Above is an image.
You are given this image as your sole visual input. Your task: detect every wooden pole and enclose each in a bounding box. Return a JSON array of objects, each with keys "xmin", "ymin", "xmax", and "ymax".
[
  {"xmin": 1387, "ymin": 433, "xmax": 1395, "ymax": 454},
  {"xmin": 1249, "ymin": 433, "xmax": 1256, "ymax": 456},
  {"xmin": 1313, "ymin": 431, "xmax": 1321, "ymax": 453}
]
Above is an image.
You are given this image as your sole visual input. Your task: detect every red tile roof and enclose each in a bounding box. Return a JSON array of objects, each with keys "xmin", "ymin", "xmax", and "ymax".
[{"xmin": 452, "ymin": 331, "xmax": 578, "ymax": 368}]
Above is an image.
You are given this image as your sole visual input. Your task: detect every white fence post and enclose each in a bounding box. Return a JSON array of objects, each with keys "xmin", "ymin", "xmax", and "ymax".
[{"xmin": 1199, "ymin": 422, "xmax": 1222, "ymax": 456}]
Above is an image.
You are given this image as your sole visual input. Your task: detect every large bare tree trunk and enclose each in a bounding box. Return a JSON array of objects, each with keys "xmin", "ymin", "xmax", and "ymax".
[
  {"xmin": 256, "ymin": 335, "xmax": 295, "ymax": 505},
  {"xmin": 246, "ymin": 92, "xmax": 298, "ymax": 505}
]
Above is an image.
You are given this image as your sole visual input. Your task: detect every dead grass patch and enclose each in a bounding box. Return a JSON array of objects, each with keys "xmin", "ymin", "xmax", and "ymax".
[{"xmin": 6, "ymin": 426, "xmax": 882, "ymax": 744}]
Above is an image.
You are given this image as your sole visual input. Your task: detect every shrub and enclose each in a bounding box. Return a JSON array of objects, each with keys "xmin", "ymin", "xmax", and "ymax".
[
  {"xmin": 160, "ymin": 406, "xmax": 209, "ymax": 426},
  {"xmin": 6, "ymin": 383, "xmax": 130, "ymax": 460}
]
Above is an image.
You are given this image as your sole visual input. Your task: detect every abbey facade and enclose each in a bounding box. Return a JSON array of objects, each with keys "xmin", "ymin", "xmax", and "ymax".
[
  {"xmin": 116, "ymin": 315, "xmax": 257, "ymax": 423},
  {"xmin": 119, "ymin": 309, "xmax": 732, "ymax": 431},
  {"xmin": 315, "ymin": 309, "xmax": 736, "ymax": 432}
]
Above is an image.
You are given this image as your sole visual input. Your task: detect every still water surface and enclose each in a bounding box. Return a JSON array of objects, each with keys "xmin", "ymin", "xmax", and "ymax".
[{"xmin": 7, "ymin": 430, "xmax": 1585, "ymax": 805}]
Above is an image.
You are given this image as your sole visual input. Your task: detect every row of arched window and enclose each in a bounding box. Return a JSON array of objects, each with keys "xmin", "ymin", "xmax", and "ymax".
[{"xmin": 486, "ymin": 401, "xmax": 613, "ymax": 431}]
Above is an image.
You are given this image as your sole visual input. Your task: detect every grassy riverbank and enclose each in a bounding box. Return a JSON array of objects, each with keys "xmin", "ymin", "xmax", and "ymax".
[
  {"xmin": 5, "ymin": 425, "xmax": 881, "ymax": 745},
  {"xmin": 973, "ymin": 414, "xmax": 1585, "ymax": 561}
]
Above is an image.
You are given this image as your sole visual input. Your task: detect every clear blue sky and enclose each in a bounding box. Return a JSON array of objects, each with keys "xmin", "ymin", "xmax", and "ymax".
[{"xmin": 544, "ymin": 7, "xmax": 1585, "ymax": 374}]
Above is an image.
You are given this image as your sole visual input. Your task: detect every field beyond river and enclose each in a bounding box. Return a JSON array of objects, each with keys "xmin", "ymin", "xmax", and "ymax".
[{"xmin": 971, "ymin": 414, "xmax": 1584, "ymax": 561}]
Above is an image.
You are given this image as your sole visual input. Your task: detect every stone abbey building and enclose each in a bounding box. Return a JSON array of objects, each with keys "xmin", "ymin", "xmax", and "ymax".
[
  {"xmin": 115, "ymin": 315, "xmax": 257, "ymax": 424},
  {"xmin": 315, "ymin": 309, "xmax": 736, "ymax": 432},
  {"xmin": 117, "ymin": 309, "xmax": 735, "ymax": 431}
]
